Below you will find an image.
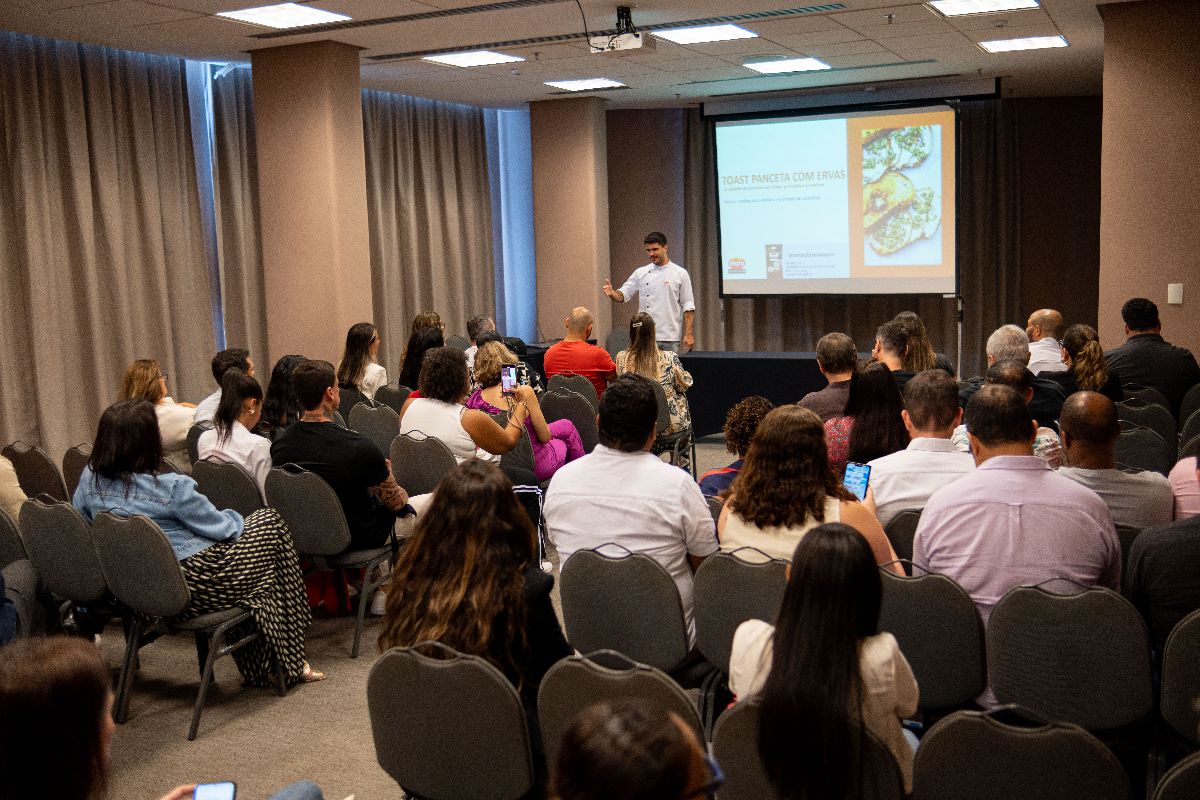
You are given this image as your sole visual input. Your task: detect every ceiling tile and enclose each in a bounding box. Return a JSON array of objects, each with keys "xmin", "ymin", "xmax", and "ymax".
[
  {"xmin": 765, "ymin": 27, "xmax": 867, "ymax": 49},
  {"xmin": 944, "ymin": 7, "xmax": 1050, "ymax": 31},
  {"xmin": 804, "ymin": 39, "xmax": 888, "ymax": 56},
  {"xmin": 832, "ymin": 3, "xmax": 939, "ymax": 29},
  {"xmin": 746, "ymin": 13, "xmax": 847, "ymax": 37},
  {"xmin": 845, "ymin": 18, "xmax": 958, "ymax": 38},
  {"xmin": 682, "ymin": 36, "xmax": 798, "ymax": 57}
]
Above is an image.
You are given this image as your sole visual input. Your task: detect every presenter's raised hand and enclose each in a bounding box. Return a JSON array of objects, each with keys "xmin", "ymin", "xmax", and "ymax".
[{"xmin": 602, "ymin": 278, "xmax": 616, "ymax": 299}]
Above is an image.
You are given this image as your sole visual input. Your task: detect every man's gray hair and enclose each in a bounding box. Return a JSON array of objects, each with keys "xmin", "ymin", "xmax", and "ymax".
[{"xmin": 986, "ymin": 324, "xmax": 1030, "ymax": 365}]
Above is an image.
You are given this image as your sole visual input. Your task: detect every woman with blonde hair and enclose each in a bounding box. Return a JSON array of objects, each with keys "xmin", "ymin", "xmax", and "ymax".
[
  {"xmin": 118, "ymin": 358, "xmax": 194, "ymax": 474},
  {"xmin": 1046, "ymin": 323, "xmax": 1123, "ymax": 403},
  {"xmin": 336, "ymin": 321, "xmax": 387, "ymax": 401},
  {"xmin": 616, "ymin": 312, "xmax": 693, "ymax": 434}
]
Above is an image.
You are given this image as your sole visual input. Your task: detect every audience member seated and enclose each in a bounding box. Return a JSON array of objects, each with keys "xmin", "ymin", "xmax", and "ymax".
[
  {"xmin": 1024, "ymin": 308, "xmax": 1069, "ymax": 375},
  {"xmin": 543, "ymin": 306, "xmax": 617, "ymax": 400},
  {"xmin": 865, "ymin": 370, "xmax": 974, "ymax": 527},
  {"xmin": 464, "ymin": 313, "xmax": 496, "ymax": 376},
  {"xmin": 1043, "ymin": 323, "xmax": 1124, "ymax": 403},
  {"xmin": 914, "ymin": 385, "xmax": 1120, "ymax": 629},
  {"xmin": 698, "ymin": 395, "xmax": 773, "ymax": 497},
  {"xmin": 544, "ymin": 374, "xmax": 716, "ymax": 644},
  {"xmin": 872, "ymin": 320, "xmax": 915, "ymax": 389},
  {"xmin": 0, "ymin": 453, "xmax": 27, "ymax": 520},
  {"xmin": 616, "ymin": 312, "xmax": 693, "ymax": 435},
  {"xmin": 952, "ymin": 360, "xmax": 1064, "ymax": 467},
  {"xmin": 894, "ymin": 310, "xmax": 955, "ymax": 377},
  {"xmin": 75, "ymin": 399, "xmax": 322, "ymax": 685},
  {"xmin": 719, "ymin": 406, "xmax": 899, "ymax": 566},
  {"xmin": 1126, "ymin": 459, "xmax": 1200, "ymax": 655},
  {"xmin": 0, "ymin": 636, "xmax": 326, "ymax": 800},
  {"xmin": 1058, "ymin": 391, "xmax": 1173, "ymax": 529},
  {"xmin": 409, "ymin": 309, "xmax": 443, "ymax": 335},
  {"xmin": 798, "ymin": 332, "xmax": 857, "ymax": 422},
  {"xmin": 197, "ymin": 369, "xmax": 273, "ymax": 494},
  {"xmin": 1105, "ymin": 297, "xmax": 1200, "ymax": 418},
  {"xmin": 729, "ymin": 523, "xmax": 919, "ymax": 794},
  {"xmin": 336, "ymin": 321, "xmax": 387, "ymax": 401},
  {"xmin": 825, "ymin": 363, "xmax": 907, "ymax": 476},
  {"xmin": 1169, "ymin": 455, "xmax": 1199, "ymax": 520},
  {"xmin": 467, "ymin": 341, "xmax": 584, "ymax": 482},
  {"xmin": 194, "ymin": 347, "xmax": 253, "ymax": 425},
  {"xmin": 258, "ymin": 354, "xmax": 306, "ymax": 440},
  {"xmin": 397, "ymin": 325, "xmax": 444, "ymax": 397},
  {"xmin": 118, "ymin": 358, "xmax": 195, "ymax": 474},
  {"xmin": 960, "ymin": 325, "xmax": 1067, "ymax": 430},
  {"xmin": 378, "ymin": 460, "xmax": 570, "ymax": 774},
  {"xmin": 272, "ymin": 360, "xmax": 416, "ymax": 551},
  {"xmin": 552, "ymin": 701, "xmax": 715, "ymax": 800}
]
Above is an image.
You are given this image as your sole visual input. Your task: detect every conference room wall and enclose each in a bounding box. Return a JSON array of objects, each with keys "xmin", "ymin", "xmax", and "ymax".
[{"xmin": 1099, "ymin": 0, "xmax": 1200, "ymax": 354}]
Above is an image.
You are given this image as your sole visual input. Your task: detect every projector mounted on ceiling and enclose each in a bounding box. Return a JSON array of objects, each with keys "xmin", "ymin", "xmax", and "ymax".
[{"xmin": 588, "ymin": 6, "xmax": 655, "ymax": 53}]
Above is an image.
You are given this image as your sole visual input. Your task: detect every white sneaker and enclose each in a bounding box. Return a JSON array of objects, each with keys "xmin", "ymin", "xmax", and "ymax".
[{"xmin": 370, "ymin": 588, "xmax": 388, "ymax": 616}]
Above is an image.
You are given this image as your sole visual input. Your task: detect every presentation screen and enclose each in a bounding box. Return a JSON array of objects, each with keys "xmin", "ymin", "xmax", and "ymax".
[{"xmin": 715, "ymin": 105, "xmax": 956, "ymax": 296}]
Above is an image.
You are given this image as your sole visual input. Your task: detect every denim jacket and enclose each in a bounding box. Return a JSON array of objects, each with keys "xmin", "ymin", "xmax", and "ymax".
[{"xmin": 73, "ymin": 467, "xmax": 243, "ymax": 561}]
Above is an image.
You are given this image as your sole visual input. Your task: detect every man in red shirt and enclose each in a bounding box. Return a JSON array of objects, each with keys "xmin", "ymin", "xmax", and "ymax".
[{"xmin": 543, "ymin": 307, "xmax": 617, "ymax": 399}]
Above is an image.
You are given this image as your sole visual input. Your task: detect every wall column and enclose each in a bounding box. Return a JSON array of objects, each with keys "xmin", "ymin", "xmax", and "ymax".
[
  {"xmin": 251, "ymin": 41, "xmax": 372, "ymax": 365},
  {"xmin": 530, "ymin": 97, "xmax": 610, "ymax": 341}
]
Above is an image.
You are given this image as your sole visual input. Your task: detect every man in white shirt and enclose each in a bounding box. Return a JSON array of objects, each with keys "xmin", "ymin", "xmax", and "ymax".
[
  {"xmin": 544, "ymin": 374, "xmax": 717, "ymax": 643},
  {"xmin": 603, "ymin": 232, "xmax": 696, "ymax": 352},
  {"xmin": 1025, "ymin": 308, "xmax": 1068, "ymax": 375},
  {"xmin": 193, "ymin": 348, "xmax": 253, "ymax": 425},
  {"xmin": 866, "ymin": 370, "xmax": 974, "ymax": 526}
]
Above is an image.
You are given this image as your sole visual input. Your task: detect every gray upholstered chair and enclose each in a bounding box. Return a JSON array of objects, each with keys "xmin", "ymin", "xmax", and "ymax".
[
  {"xmin": 192, "ymin": 458, "xmax": 265, "ymax": 518},
  {"xmin": 545, "ymin": 373, "xmax": 600, "ymax": 411},
  {"xmin": 185, "ymin": 422, "xmax": 212, "ymax": 467},
  {"xmin": 912, "ymin": 709, "xmax": 1129, "ymax": 800},
  {"xmin": 1160, "ymin": 608, "xmax": 1200, "ymax": 747},
  {"xmin": 884, "ymin": 508, "xmax": 922, "ymax": 570},
  {"xmin": 540, "ymin": 388, "xmax": 600, "ymax": 453},
  {"xmin": 485, "ymin": 412, "xmax": 539, "ymax": 479},
  {"xmin": 61, "ymin": 443, "xmax": 91, "ymax": 497},
  {"xmin": 1116, "ymin": 399, "xmax": 1177, "ymax": 458},
  {"xmin": 348, "ymin": 402, "xmax": 400, "ymax": 457},
  {"xmin": 605, "ymin": 328, "xmax": 630, "ymax": 357},
  {"xmin": 2, "ymin": 441, "xmax": 68, "ymax": 501},
  {"xmin": 1154, "ymin": 750, "xmax": 1200, "ymax": 800},
  {"xmin": 264, "ymin": 464, "xmax": 393, "ymax": 657},
  {"xmin": 390, "ymin": 432, "xmax": 458, "ymax": 496},
  {"xmin": 647, "ymin": 379, "xmax": 696, "ymax": 476},
  {"xmin": 1179, "ymin": 384, "xmax": 1200, "ymax": 430},
  {"xmin": 538, "ymin": 650, "xmax": 704, "ymax": 767},
  {"xmin": 0, "ymin": 509, "xmax": 26, "ymax": 569},
  {"xmin": 337, "ymin": 386, "xmax": 373, "ymax": 419},
  {"xmin": 331, "ymin": 409, "xmax": 346, "ymax": 428},
  {"xmin": 693, "ymin": 548, "xmax": 788, "ymax": 676},
  {"xmin": 1115, "ymin": 426, "xmax": 1174, "ymax": 476},
  {"xmin": 19, "ymin": 497, "xmax": 107, "ymax": 617},
  {"xmin": 368, "ymin": 642, "xmax": 533, "ymax": 800},
  {"xmin": 877, "ymin": 566, "xmax": 986, "ymax": 712},
  {"xmin": 374, "ymin": 383, "xmax": 412, "ymax": 415},
  {"xmin": 1179, "ymin": 409, "xmax": 1200, "ymax": 452},
  {"xmin": 705, "ymin": 494, "xmax": 724, "ymax": 523},
  {"xmin": 90, "ymin": 512, "xmax": 284, "ymax": 740},
  {"xmin": 1121, "ymin": 385, "xmax": 1172, "ymax": 412}
]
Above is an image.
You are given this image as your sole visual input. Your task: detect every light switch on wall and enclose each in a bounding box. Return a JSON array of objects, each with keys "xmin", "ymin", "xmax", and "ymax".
[{"xmin": 1167, "ymin": 284, "xmax": 1183, "ymax": 305}]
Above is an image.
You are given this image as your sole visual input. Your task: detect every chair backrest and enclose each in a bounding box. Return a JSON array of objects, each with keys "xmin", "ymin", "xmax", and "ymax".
[
  {"xmin": 389, "ymin": 432, "xmax": 457, "ymax": 496},
  {"xmin": 445, "ymin": 334, "xmax": 471, "ymax": 351},
  {"xmin": 192, "ymin": 458, "xmax": 264, "ymax": 517},
  {"xmin": 987, "ymin": 585, "xmax": 1152, "ymax": 730},
  {"xmin": 185, "ymin": 422, "xmax": 212, "ymax": 466},
  {"xmin": 487, "ymin": 412, "xmax": 537, "ymax": 475},
  {"xmin": 337, "ymin": 385, "xmax": 372, "ymax": 418},
  {"xmin": 705, "ymin": 494, "xmax": 724, "ymax": 523},
  {"xmin": 91, "ymin": 512, "xmax": 190, "ymax": 617},
  {"xmin": 877, "ymin": 568, "xmax": 985, "ymax": 709},
  {"xmin": 1180, "ymin": 383, "xmax": 1200, "ymax": 430},
  {"xmin": 1181, "ymin": 432, "xmax": 1200, "ymax": 460},
  {"xmin": 912, "ymin": 709, "xmax": 1129, "ymax": 800},
  {"xmin": 1180, "ymin": 408, "xmax": 1200, "ymax": 451},
  {"xmin": 537, "ymin": 651, "xmax": 704, "ymax": 767},
  {"xmin": 884, "ymin": 508, "xmax": 922, "ymax": 565},
  {"xmin": 19, "ymin": 496, "xmax": 106, "ymax": 603},
  {"xmin": 1161, "ymin": 608, "xmax": 1200, "ymax": 745},
  {"xmin": 647, "ymin": 379, "xmax": 671, "ymax": 435},
  {"xmin": 1116, "ymin": 401, "xmax": 1177, "ymax": 458},
  {"xmin": 368, "ymin": 643, "xmax": 533, "ymax": 800},
  {"xmin": 2, "ymin": 441, "xmax": 68, "ymax": 501},
  {"xmin": 1115, "ymin": 426, "xmax": 1174, "ymax": 476},
  {"xmin": 263, "ymin": 464, "xmax": 351, "ymax": 556},
  {"xmin": 539, "ymin": 389, "xmax": 600, "ymax": 453},
  {"xmin": 0, "ymin": 509, "xmax": 27, "ymax": 569},
  {"xmin": 1114, "ymin": 523, "xmax": 1142, "ymax": 573},
  {"xmin": 559, "ymin": 548, "xmax": 690, "ymax": 671},
  {"xmin": 713, "ymin": 700, "xmax": 904, "ymax": 800},
  {"xmin": 693, "ymin": 549, "xmax": 788, "ymax": 674},
  {"xmin": 606, "ymin": 328, "xmax": 630, "ymax": 357},
  {"xmin": 1154, "ymin": 750, "xmax": 1200, "ymax": 800},
  {"xmin": 331, "ymin": 409, "xmax": 346, "ymax": 428},
  {"xmin": 546, "ymin": 374, "xmax": 600, "ymax": 411},
  {"xmin": 348, "ymin": 403, "xmax": 400, "ymax": 457},
  {"xmin": 374, "ymin": 383, "xmax": 411, "ymax": 415},
  {"xmin": 61, "ymin": 444, "xmax": 92, "ymax": 497},
  {"xmin": 1122, "ymin": 385, "xmax": 1172, "ymax": 411}
]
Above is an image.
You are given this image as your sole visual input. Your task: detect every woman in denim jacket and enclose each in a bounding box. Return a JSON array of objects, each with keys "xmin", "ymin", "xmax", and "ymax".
[{"xmin": 74, "ymin": 399, "xmax": 324, "ymax": 685}]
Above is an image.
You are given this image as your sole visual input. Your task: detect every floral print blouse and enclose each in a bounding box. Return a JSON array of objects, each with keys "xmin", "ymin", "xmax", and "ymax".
[{"xmin": 616, "ymin": 349, "xmax": 694, "ymax": 435}]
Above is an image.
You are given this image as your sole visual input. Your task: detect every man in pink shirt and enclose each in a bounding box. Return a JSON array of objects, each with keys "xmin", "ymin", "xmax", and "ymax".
[{"xmin": 543, "ymin": 307, "xmax": 617, "ymax": 400}]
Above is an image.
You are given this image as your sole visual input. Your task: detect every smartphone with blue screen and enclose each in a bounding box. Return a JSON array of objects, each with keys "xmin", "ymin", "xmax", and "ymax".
[
  {"xmin": 843, "ymin": 462, "xmax": 871, "ymax": 502},
  {"xmin": 193, "ymin": 782, "xmax": 236, "ymax": 800},
  {"xmin": 500, "ymin": 365, "xmax": 519, "ymax": 394}
]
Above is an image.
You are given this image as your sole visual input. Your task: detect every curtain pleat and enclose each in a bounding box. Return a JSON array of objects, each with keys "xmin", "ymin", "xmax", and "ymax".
[{"xmin": 0, "ymin": 32, "xmax": 214, "ymax": 459}]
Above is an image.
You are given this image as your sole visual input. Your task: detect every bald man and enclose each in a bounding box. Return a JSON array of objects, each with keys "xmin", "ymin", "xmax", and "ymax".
[
  {"xmin": 1057, "ymin": 391, "xmax": 1172, "ymax": 529},
  {"xmin": 543, "ymin": 307, "xmax": 617, "ymax": 399},
  {"xmin": 1025, "ymin": 308, "xmax": 1068, "ymax": 375}
]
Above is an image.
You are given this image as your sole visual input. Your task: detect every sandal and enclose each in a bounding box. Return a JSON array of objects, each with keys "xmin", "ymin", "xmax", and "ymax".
[{"xmin": 300, "ymin": 662, "xmax": 327, "ymax": 683}]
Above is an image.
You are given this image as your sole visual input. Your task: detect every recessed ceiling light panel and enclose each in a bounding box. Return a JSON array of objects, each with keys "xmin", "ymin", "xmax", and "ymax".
[
  {"xmin": 423, "ymin": 51, "xmax": 525, "ymax": 67},
  {"xmin": 544, "ymin": 78, "xmax": 626, "ymax": 91},
  {"xmin": 744, "ymin": 57, "xmax": 831, "ymax": 74},
  {"xmin": 928, "ymin": 0, "xmax": 1039, "ymax": 16},
  {"xmin": 652, "ymin": 24, "xmax": 758, "ymax": 45},
  {"xmin": 979, "ymin": 34, "xmax": 1068, "ymax": 52},
  {"xmin": 216, "ymin": 2, "xmax": 351, "ymax": 29}
]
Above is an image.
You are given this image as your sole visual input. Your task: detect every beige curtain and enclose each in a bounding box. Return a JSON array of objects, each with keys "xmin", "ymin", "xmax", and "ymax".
[
  {"xmin": 0, "ymin": 32, "xmax": 215, "ymax": 461},
  {"xmin": 682, "ymin": 104, "xmax": 1020, "ymax": 378},
  {"xmin": 362, "ymin": 90, "xmax": 495, "ymax": 375},
  {"xmin": 211, "ymin": 66, "xmax": 268, "ymax": 365}
]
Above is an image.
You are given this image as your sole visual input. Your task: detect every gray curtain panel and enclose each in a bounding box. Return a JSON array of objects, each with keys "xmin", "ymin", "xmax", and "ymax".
[
  {"xmin": 362, "ymin": 90, "xmax": 496, "ymax": 376},
  {"xmin": 682, "ymin": 102, "xmax": 1020, "ymax": 378},
  {"xmin": 0, "ymin": 32, "xmax": 215, "ymax": 460}
]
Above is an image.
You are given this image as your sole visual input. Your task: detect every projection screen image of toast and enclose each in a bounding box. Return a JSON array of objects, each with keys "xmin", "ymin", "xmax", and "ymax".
[{"xmin": 715, "ymin": 105, "xmax": 956, "ymax": 296}]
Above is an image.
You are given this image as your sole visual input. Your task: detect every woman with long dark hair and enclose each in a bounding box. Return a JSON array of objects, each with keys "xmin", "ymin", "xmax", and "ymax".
[
  {"xmin": 1045, "ymin": 323, "xmax": 1123, "ymax": 403},
  {"xmin": 73, "ymin": 399, "xmax": 323, "ymax": 686},
  {"xmin": 397, "ymin": 325, "xmax": 445, "ymax": 395},
  {"xmin": 729, "ymin": 523, "xmax": 919, "ymax": 797},
  {"xmin": 197, "ymin": 369, "xmax": 272, "ymax": 493},
  {"xmin": 259, "ymin": 354, "xmax": 306, "ymax": 439},
  {"xmin": 616, "ymin": 312, "xmax": 693, "ymax": 434},
  {"xmin": 824, "ymin": 363, "xmax": 908, "ymax": 475},
  {"xmin": 719, "ymin": 406, "xmax": 898, "ymax": 567},
  {"xmin": 336, "ymin": 321, "xmax": 387, "ymax": 401},
  {"xmin": 894, "ymin": 311, "xmax": 955, "ymax": 377}
]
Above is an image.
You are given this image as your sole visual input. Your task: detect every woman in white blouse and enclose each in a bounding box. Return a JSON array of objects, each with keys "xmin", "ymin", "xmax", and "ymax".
[
  {"xmin": 197, "ymin": 369, "xmax": 272, "ymax": 495},
  {"xmin": 119, "ymin": 359, "xmax": 195, "ymax": 474},
  {"xmin": 336, "ymin": 322, "xmax": 387, "ymax": 401}
]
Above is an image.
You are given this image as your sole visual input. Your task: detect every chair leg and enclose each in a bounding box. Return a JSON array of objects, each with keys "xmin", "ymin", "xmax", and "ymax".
[
  {"xmin": 353, "ymin": 560, "xmax": 385, "ymax": 659},
  {"xmin": 115, "ymin": 619, "xmax": 144, "ymax": 724},
  {"xmin": 194, "ymin": 631, "xmax": 210, "ymax": 679},
  {"xmin": 272, "ymin": 650, "xmax": 288, "ymax": 697},
  {"xmin": 189, "ymin": 629, "xmax": 222, "ymax": 741}
]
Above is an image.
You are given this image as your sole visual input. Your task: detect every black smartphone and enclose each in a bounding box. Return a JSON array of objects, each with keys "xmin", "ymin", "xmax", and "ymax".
[
  {"xmin": 500, "ymin": 364, "xmax": 519, "ymax": 394},
  {"xmin": 193, "ymin": 782, "xmax": 236, "ymax": 800},
  {"xmin": 843, "ymin": 462, "xmax": 871, "ymax": 502}
]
